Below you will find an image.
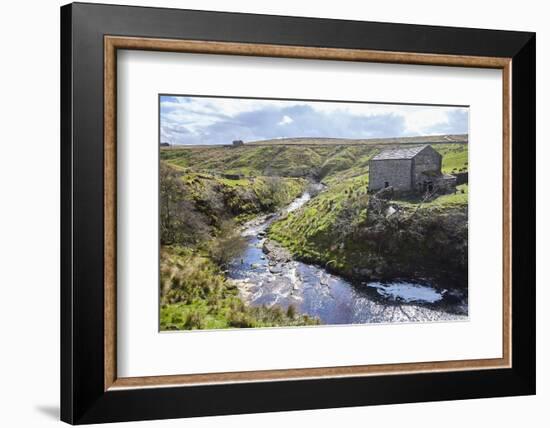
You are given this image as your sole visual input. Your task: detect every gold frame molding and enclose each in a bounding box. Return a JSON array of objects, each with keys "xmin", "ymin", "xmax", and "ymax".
[{"xmin": 104, "ymin": 35, "xmax": 512, "ymax": 391}]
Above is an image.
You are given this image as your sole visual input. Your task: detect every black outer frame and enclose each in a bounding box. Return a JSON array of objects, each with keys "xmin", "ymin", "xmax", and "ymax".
[{"xmin": 60, "ymin": 2, "xmax": 535, "ymax": 424}]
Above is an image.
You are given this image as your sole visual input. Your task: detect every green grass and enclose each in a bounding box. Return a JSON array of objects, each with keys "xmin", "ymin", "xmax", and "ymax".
[
  {"xmin": 418, "ymin": 184, "xmax": 468, "ymax": 208},
  {"xmin": 434, "ymin": 144, "xmax": 469, "ymax": 174},
  {"xmin": 217, "ymin": 177, "xmax": 250, "ymax": 187},
  {"xmin": 391, "ymin": 184, "xmax": 468, "ymax": 210}
]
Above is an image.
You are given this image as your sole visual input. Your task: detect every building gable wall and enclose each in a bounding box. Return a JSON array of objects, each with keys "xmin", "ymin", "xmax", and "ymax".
[
  {"xmin": 412, "ymin": 147, "xmax": 442, "ymax": 189},
  {"xmin": 369, "ymin": 159, "xmax": 413, "ymax": 191}
]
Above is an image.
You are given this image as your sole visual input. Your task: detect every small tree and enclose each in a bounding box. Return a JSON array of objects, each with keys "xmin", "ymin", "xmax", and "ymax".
[
  {"xmin": 259, "ymin": 176, "xmax": 285, "ymax": 209},
  {"xmin": 286, "ymin": 304, "xmax": 296, "ymax": 319},
  {"xmin": 208, "ymin": 220, "xmax": 248, "ymax": 268},
  {"xmin": 160, "ymin": 162, "xmax": 208, "ymax": 245}
]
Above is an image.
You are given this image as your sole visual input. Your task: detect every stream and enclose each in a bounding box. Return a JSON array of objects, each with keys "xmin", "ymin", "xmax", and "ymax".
[{"xmin": 227, "ymin": 187, "xmax": 468, "ymax": 325}]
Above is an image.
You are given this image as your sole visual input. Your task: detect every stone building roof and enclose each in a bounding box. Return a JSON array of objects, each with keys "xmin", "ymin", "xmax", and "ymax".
[{"xmin": 371, "ymin": 145, "xmax": 430, "ymax": 161}]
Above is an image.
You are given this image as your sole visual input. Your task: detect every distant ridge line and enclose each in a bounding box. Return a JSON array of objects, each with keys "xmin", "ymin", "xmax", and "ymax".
[
  {"xmin": 247, "ymin": 134, "xmax": 468, "ymax": 146},
  {"xmin": 163, "ymin": 134, "xmax": 468, "ymax": 148}
]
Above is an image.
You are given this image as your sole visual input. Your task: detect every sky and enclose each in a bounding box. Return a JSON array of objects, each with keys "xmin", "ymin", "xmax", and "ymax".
[{"xmin": 160, "ymin": 95, "xmax": 468, "ymax": 146}]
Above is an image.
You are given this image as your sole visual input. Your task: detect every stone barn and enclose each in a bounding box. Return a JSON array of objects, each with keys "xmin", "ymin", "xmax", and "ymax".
[{"xmin": 368, "ymin": 145, "xmax": 456, "ymax": 193}]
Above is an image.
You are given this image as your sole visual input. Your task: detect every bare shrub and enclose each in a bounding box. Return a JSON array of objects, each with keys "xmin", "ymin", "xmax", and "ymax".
[{"xmin": 208, "ymin": 220, "xmax": 248, "ymax": 268}]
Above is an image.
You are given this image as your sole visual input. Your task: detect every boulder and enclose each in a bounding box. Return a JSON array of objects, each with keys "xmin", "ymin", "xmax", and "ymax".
[{"xmin": 262, "ymin": 239, "xmax": 292, "ymax": 264}]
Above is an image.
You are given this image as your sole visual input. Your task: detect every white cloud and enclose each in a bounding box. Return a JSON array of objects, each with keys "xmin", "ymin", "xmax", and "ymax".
[
  {"xmin": 278, "ymin": 115, "xmax": 294, "ymax": 126},
  {"xmin": 402, "ymin": 108, "xmax": 451, "ymax": 135}
]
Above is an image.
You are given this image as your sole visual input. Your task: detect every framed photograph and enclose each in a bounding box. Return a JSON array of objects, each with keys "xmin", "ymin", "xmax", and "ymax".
[{"xmin": 61, "ymin": 2, "xmax": 535, "ymax": 424}]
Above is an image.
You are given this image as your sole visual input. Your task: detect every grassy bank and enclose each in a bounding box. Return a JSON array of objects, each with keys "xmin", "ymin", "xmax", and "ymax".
[
  {"xmin": 268, "ymin": 181, "xmax": 468, "ymax": 287},
  {"xmin": 269, "ymin": 173, "xmax": 370, "ymax": 270}
]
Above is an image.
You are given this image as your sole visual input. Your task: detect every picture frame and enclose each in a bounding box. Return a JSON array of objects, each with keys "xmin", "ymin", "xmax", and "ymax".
[{"xmin": 61, "ymin": 2, "xmax": 535, "ymax": 424}]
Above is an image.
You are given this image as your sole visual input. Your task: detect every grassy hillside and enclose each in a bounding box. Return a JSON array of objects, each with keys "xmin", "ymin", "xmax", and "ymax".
[
  {"xmin": 162, "ymin": 145, "xmax": 338, "ymax": 178},
  {"xmin": 161, "ymin": 141, "xmax": 467, "ymax": 182},
  {"xmin": 435, "ymin": 144, "xmax": 469, "ymax": 173},
  {"xmin": 162, "ymin": 144, "xmax": 378, "ymax": 181}
]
